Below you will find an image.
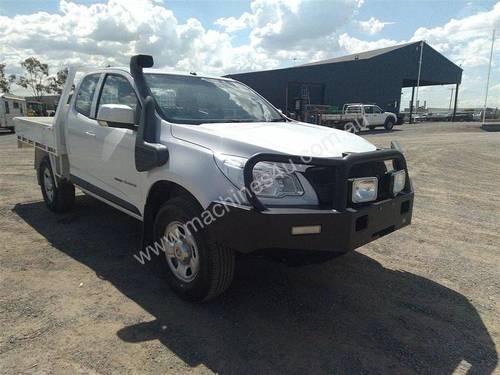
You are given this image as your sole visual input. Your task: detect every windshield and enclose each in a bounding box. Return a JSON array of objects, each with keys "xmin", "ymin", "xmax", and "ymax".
[{"xmin": 144, "ymin": 73, "xmax": 284, "ymax": 125}]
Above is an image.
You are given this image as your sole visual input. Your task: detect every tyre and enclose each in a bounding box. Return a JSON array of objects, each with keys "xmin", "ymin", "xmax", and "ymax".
[
  {"xmin": 153, "ymin": 197, "xmax": 235, "ymax": 302},
  {"xmin": 384, "ymin": 118, "xmax": 394, "ymax": 131},
  {"xmin": 9, "ymin": 127, "xmax": 15, "ymax": 134},
  {"xmin": 39, "ymin": 158, "xmax": 75, "ymax": 213},
  {"xmin": 344, "ymin": 122, "xmax": 358, "ymax": 133}
]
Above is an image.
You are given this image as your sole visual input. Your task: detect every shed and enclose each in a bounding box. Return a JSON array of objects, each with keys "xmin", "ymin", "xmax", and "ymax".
[{"xmin": 227, "ymin": 41, "xmax": 463, "ymax": 121}]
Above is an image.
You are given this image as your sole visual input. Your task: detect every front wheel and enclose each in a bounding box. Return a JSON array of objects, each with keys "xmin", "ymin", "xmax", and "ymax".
[
  {"xmin": 39, "ymin": 158, "xmax": 75, "ymax": 213},
  {"xmin": 384, "ymin": 118, "xmax": 394, "ymax": 131},
  {"xmin": 153, "ymin": 197, "xmax": 235, "ymax": 302}
]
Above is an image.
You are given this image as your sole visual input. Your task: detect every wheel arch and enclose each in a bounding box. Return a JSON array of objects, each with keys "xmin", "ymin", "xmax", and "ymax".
[
  {"xmin": 141, "ymin": 180, "xmax": 204, "ymax": 247},
  {"xmin": 385, "ymin": 114, "xmax": 397, "ymax": 123},
  {"xmin": 145, "ymin": 180, "xmax": 203, "ymax": 214},
  {"xmin": 35, "ymin": 149, "xmax": 50, "ymax": 185}
]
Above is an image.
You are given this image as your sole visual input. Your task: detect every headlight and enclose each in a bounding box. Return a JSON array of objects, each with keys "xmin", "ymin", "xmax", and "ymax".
[
  {"xmin": 214, "ymin": 154, "xmax": 247, "ymax": 188},
  {"xmin": 252, "ymin": 162, "xmax": 304, "ymax": 198},
  {"xmin": 391, "ymin": 170, "xmax": 406, "ymax": 195},
  {"xmin": 351, "ymin": 177, "xmax": 378, "ymax": 203},
  {"xmin": 214, "ymin": 154, "xmax": 304, "ymax": 198}
]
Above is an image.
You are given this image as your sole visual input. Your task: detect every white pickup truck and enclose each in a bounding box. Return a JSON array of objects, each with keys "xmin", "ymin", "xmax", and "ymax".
[
  {"xmin": 319, "ymin": 103, "xmax": 398, "ymax": 132},
  {"xmin": 14, "ymin": 55, "xmax": 413, "ymax": 301}
]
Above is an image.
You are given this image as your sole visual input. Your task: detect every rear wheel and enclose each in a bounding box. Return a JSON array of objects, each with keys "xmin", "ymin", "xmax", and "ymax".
[
  {"xmin": 153, "ymin": 197, "xmax": 235, "ymax": 302},
  {"xmin": 344, "ymin": 122, "xmax": 359, "ymax": 134},
  {"xmin": 384, "ymin": 118, "xmax": 394, "ymax": 131},
  {"xmin": 39, "ymin": 158, "xmax": 75, "ymax": 213}
]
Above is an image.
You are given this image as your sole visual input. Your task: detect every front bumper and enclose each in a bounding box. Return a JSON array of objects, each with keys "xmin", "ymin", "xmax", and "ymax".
[
  {"xmin": 208, "ymin": 148, "xmax": 414, "ymax": 254},
  {"xmin": 208, "ymin": 192, "xmax": 413, "ymax": 254}
]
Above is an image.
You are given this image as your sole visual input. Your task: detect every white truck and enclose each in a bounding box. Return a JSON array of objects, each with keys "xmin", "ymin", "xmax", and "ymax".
[
  {"xmin": 14, "ymin": 55, "xmax": 413, "ymax": 302},
  {"xmin": 319, "ymin": 103, "xmax": 398, "ymax": 132}
]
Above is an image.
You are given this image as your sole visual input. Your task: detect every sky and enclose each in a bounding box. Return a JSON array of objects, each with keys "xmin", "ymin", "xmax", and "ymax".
[{"xmin": 0, "ymin": 0, "xmax": 499, "ymax": 108}]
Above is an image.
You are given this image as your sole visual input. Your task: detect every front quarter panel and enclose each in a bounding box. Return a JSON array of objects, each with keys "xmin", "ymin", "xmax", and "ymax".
[{"xmin": 142, "ymin": 122, "xmax": 243, "ymax": 212}]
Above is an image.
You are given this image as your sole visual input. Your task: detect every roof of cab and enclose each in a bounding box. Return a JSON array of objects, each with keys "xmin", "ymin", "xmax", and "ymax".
[
  {"xmin": 99, "ymin": 67, "xmax": 234, "ymax": 81},
  {"xmin": 0, "ymin": 93, "xmax": 25, "ymax": 101}
]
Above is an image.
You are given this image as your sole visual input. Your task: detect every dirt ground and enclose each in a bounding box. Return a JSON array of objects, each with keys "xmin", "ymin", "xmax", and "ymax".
[{"xmin": 0, "ymin": 122, "xmax": 498, "ymax": 374}]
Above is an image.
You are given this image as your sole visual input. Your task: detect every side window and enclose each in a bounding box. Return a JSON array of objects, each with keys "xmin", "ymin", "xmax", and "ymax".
[
  {"xmin": 364, "ymin": 106, "xmax": 373, "ymax": 114},
  {"xmin": 5, "ymin": 101, "xmax": 9, "ymax": 114},
  {"xmin": 374, "ymin": 106, "xmax": 382, "ymax": 113},
  {"xmin": 97, "ymin": 75, "xmax": 139, "ymax": 126},
  {"xmin": 75, "ymin": 74, "xmax": 101, "ymax": 117}
]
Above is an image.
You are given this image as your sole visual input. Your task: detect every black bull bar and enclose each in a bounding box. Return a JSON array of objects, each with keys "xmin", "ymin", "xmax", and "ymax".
[{"xmin": 242, "ymin": 148, "xmax": 412, "ymax": 212}]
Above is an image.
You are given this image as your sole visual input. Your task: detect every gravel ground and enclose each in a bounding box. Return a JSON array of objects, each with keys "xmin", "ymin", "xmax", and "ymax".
[{"xmin": 0, "ymin": 122, "xmax": 498, "ymax": 374}]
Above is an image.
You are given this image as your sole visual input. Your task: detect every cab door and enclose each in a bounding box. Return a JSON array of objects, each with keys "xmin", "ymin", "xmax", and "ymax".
[
  {"xmin": 363, "ymin": 105, "xmax": 377, "ymax": 126},
  {"xmin": 87, "ymin": 73, "xmax": 142, "ymax": 214},
  {"xmin": 66, "ymin": 73, "xmax": 102, "ymax": 182},
  {"xmin": 373, "ymin": 105, "xmax": 386, "ymax": 125}
]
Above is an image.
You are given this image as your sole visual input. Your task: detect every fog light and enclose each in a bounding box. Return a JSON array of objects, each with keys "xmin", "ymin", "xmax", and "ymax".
[
  {"xmin": 291, "ymin": 225, "xmax": 322, "ymax": 235},
  {"xmin": 351, "ymin": 177, "xmax": 378, "ymax": 203},
  {"xmin": 391, "ymin": 170, "xmax": 406, "ymax": 196}
]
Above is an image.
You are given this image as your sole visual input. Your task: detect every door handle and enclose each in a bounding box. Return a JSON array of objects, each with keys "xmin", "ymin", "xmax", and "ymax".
[{"xmin": 85, "ymin": 131, "xmax": 96, "ymax": 137}]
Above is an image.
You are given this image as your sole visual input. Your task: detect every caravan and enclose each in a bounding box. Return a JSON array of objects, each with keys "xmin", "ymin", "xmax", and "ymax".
[{"xmin": 1, "ymin": 93, "xmax": 27, "ymax": 133}]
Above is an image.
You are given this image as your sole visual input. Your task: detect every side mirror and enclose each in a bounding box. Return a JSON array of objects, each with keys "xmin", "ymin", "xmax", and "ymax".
[{"xmin": 97, "ymin": 104, "xmax": 135, "ymax": 127}]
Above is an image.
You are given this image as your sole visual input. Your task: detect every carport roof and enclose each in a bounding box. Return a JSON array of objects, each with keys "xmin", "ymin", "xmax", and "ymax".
[
  {"xmin": 300, "ymin": 41, "xmax": 419, "ymax": 66},
  {"xmin": 228, "ymin": 41, "xmax": 463, "ymax": 87}
]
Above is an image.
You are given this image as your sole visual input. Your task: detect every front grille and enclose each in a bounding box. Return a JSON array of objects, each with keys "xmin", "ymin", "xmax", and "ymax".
[
  {"xmin": 303, "ymin": 160, "xmax": 394, "ymax": 209},
  {"xmin": 304, "ymin": 166, "xmax": 336, "ymax": 206}
]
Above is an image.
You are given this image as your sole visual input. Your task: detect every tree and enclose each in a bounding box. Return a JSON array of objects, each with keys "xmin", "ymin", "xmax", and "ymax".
[
  {"xmin": 13, "ymin": 57, "xmax": 51, "ymax": 99},
  {"xmin": 0, "ymin": 63, "xmax": 10, "ymax": 93},
  {"xmin": 48, "ymin": 68, "xmax": 68, "ymax": 95}
]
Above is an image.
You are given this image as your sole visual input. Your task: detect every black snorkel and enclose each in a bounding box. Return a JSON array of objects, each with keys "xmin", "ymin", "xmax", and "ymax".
[{"xmin": 130, "ymin": 54, "xmax": 169, "ymax": 172}]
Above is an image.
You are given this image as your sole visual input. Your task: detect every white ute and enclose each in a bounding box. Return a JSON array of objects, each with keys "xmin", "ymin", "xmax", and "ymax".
[
  {"xmin": 14, "ymin": 55, "xmax": 414, "ymax": 301},
  {"xmin": 319, "ymin": 103, "xmax": 398, "ymax": 132}
]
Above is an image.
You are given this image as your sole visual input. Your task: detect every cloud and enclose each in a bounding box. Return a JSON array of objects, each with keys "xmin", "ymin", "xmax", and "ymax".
[
  {"xmin": 246, "ymin": 0, "xmax": 363, "ymax": 51},
  {"xmin": 338, "ymin": 33, "xmax": 399, "ymax": 54},
  {"xmin": 0, "ymin": 0, "xmax": 498, "ymax": 106},
  {"xmin": 357, "ymin": 17, "xmax": 394, "ymax": 35},
  {"xmin": 0, "ymin": 0, "xmax": 280, "ymax": 79},
  {"xmin": 0, "ymin": 0, "xmax": 364, "ymax": 84},
  {"xmin": 215, "ymin": 13, "xmax": 253, "ymax": 32},
  {"xmin": 409, "ymin": 1, "xmax": 500, "ymax": 68}
]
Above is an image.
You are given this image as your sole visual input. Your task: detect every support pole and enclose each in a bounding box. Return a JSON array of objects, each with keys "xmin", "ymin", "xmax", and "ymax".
[
  {"xmin": 482, "ymin": 29, "xmax": 496, "ymax": 125},
  {"xmin": 452, "ymin": 83, "xmax": 459, "ymax": 121},
  {"xmin": 409, "ymin": 86, "xmax": 415, "ymax": 123},
  {"xmin": 448, "ymin": 87, "xmax": 454, "ymax": 112},
  {"xmin": 415, "ymin": 41, "xmax": 424, "ymax": 116}
]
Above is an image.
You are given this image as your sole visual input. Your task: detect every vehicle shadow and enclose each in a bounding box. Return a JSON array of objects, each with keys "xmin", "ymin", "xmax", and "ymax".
[
  {"xmin": 0, "ymin": 131, "xmax": 14, "ymax": 136},
  {"xmin": 13, "ymin": 198, "xmax": 498, "ymax": 374}
]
